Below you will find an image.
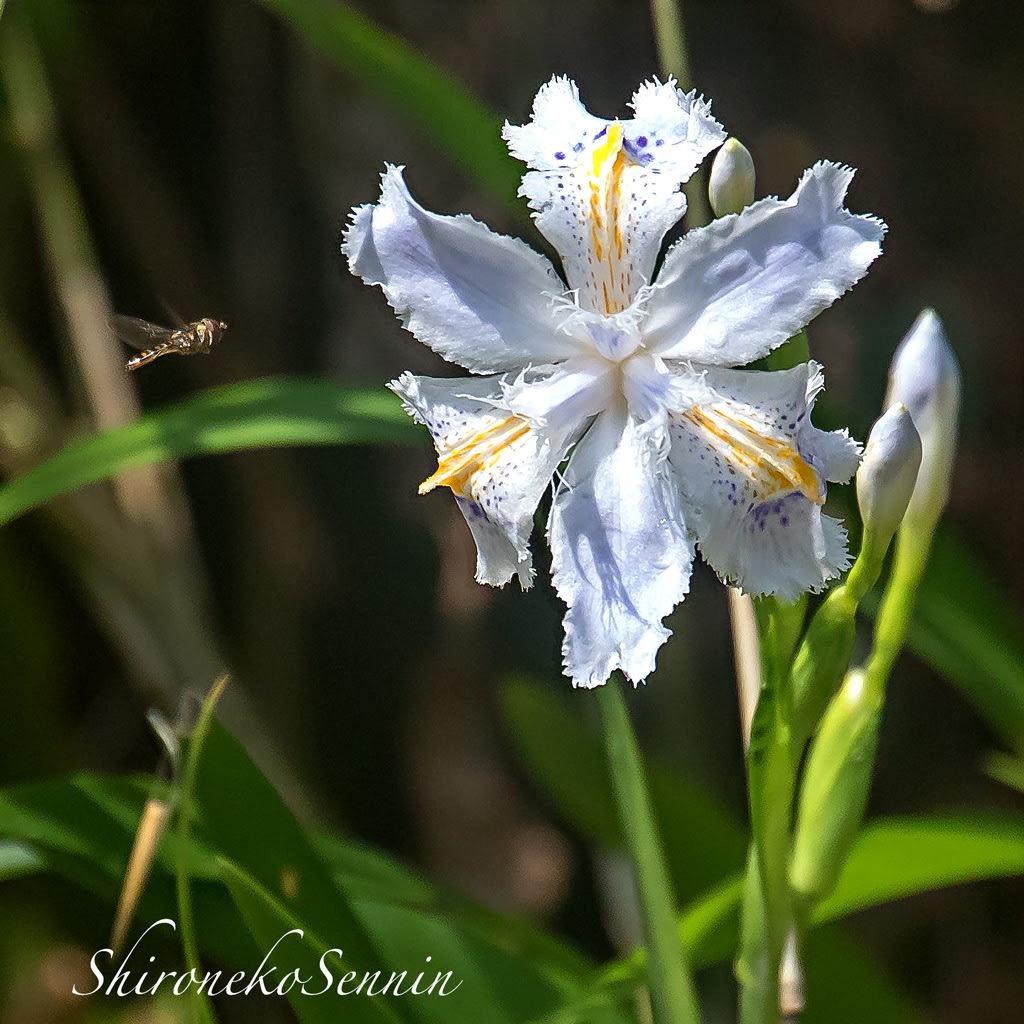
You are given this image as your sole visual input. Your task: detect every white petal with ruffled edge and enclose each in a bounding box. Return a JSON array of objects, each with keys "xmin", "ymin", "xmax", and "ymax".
[
  {"xmin": 799, "ymin": 364, "xmax": 862, "ymax": 484},
  {"xmin": 702, "ymin": 492, "xmax": 850, "ymax": 602},
  {"xmin": 347, "ymin": 77, "xmax": 888, "ymax": 689},
  {"xmin": 503, "ymin": 77, "xmax": 724, "ymax": 315},
  {"xmin": 667, "ymin": 362, "xmax": 859, "ymax": 600},
  {"xmin": 548, "ymin": 410, "xmax": 695, "ymax": 687},
  {"xmin": 343, "ymin": 166, "xmax": 580, "ymax": 373},
  {"xmin": 501, "ymin": 356, "xmax": 617, "ymax": 428},
  {"xmin": 644, "ymin": 162, "xmax": 886, "ymax": 365},
  {"xmin": 390, "ymin": 372, "xmax": 584, "ymax": 588}
]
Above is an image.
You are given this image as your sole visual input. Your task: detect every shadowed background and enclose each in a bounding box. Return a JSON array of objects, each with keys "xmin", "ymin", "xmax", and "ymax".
[{"xmin": 1, "ymin": 0, "xmax": 1022, "ymax": 1021}]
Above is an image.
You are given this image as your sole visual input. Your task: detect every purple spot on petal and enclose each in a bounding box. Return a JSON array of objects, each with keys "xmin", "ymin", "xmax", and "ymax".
[{"xmin": 456, "ymin": 496, "xmax": 485, "ymax": 521}]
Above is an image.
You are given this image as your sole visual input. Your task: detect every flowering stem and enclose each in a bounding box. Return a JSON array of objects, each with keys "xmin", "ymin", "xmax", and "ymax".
[
  {"xmin": 863, "ymin": 528, "xmax": 931, "ymax": 696},
  {"xmin": 648, "ymin": 0, "xmax": 711, "ymax": 229},
  {"xmin": 648, "ymin": 0, "xmax": 692, "ymax": 97},
  {"xmin": 788, "ymin": 549, "xmax": 877, "ymax": 758},
  {"xmin": 597, "ymin": 678, "xmax": 702, "ymax": 1024},
  {"xmin": 738, "ymin": 598, "xmax": 803, "ymax": 1024}
]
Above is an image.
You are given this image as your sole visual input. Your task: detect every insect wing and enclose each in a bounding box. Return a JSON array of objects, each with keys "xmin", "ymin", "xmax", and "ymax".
[{"xmin": 109, "ymin": 314, "xmax": 176, "ymax": 351}]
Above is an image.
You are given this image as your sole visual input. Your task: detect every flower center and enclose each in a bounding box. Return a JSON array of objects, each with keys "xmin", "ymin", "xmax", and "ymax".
[
  {"xmin": 682, "ymin": 405, "xmax": 823, "ymax": 504},
  {"xmin": 585, "ymin": 318, "xmax": 642, "ymax": 362}
]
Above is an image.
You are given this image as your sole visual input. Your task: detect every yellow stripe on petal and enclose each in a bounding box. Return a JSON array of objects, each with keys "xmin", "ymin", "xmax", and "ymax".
[
  {"xmin": 419, "ymin": 415, "xmax": 532, "ymax": 497},
  {"xmin": 684, "ymin": 406, "xmax": 823, "ymax": 504},
  {"xmin": 584, "ymin": 121, "xmax": 632, "ymax": 315}
]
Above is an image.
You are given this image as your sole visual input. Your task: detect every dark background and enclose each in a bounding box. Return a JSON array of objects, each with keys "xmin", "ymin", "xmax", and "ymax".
[{"xmin": 1, "ymin": 0, "xmax": 1022, "ymax": 1021}]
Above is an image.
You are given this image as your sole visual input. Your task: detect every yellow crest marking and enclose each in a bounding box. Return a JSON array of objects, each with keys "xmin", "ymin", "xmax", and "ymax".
[
  {"xmin": 585, "ymin": 121, "xmax": 629, "ymax": 315},
  {"xmin": 420, "ymin": 415, "xmax": 531, "ymax": 497},
  {"xmin": 684, "ymin": 406, "xmax": 822, "ymax": 504}
]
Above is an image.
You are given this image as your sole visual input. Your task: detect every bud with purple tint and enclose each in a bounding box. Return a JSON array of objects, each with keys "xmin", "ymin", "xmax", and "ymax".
[
  {"xmin": 884, "ymin": 310, "xmax": 960, "ymax": 532},
  {"xmin": 856, "ymin": 403, "xmax": 922, "ymax": 555}
]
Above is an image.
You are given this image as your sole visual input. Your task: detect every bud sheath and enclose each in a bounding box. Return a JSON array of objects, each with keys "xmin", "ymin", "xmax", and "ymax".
[{"xmin": 790, "ymin": 669, "xmax": 883, "ymax": 906}]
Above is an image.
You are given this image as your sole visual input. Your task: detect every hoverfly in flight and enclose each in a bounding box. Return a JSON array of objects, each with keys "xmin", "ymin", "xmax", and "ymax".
[{"xmin": 112, "ymin": 314, "xmax": 228, "ymax": 372}]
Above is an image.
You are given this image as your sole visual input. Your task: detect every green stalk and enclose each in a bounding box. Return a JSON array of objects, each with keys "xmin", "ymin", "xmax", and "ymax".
[
  {"xmin": 788, "ymin": 540, "xmax": 884, "ymax": 758},
  {"xmin": 174, "ymin": 677, "xmax": 229, "ymax": 1024},
  {"xmin": 863, "ymin": 530, "xmax": 930, "ymax": 694},
  {"xmin": 597, "ymin": 678, "xmax": 701, "ymax": 1024},
  {"xmin": 737, "ymin": 600, "xmax": 801, "ymax": 1024},
  {"xmin": 648, "ymin": 0, "xmax": 711, "ymax": 228},
  {"xmin": 648, "ymin": 0, "xmax": 692, "ymax": 94}
]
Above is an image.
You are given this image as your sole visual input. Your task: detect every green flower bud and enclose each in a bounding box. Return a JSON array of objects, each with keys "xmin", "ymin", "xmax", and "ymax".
[
  {"xmin": 791, "ymin": 406, "xmax": 920, "ymax": 750},
  {"xmin": 708, "ymin": 138, "xmax": 755, "ymax": 217},
  {"xmin": 884, "ymin": 310, "xmax": 960, "ymax": 533},
  {"xmin": 790, "ymin": 669, "xmax": 883, "ymax": 907},
  {"xmin": 788, "ymin": 593, "xmax": 857, "ymax": 756},
  {"xmin": 856, "ymin": 403, "xmax": 922, "ymax": 556},
  {"xmin": 857, "ymin": 315, "xmax": 960, "ymax": 708}
]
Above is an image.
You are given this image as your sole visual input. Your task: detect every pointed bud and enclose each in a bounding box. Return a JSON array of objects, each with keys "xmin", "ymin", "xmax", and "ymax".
[
  {"xmin": 790, "ymin": 668, "xmax": 883, "ymax": 906},
  {"xmin": 790, "ymin": 411, "xmax": 920, "ymax": 750},
  {"xmin": 708, "ymin": 138, "xmax": 755, "ymax": 217},
  {"xmin": 885, "ymin": 310, "xmax": 960, "ymax": 531},
  {"xmin": 856, "ymin": 404, "xmax": 922, "ymax": 552}
]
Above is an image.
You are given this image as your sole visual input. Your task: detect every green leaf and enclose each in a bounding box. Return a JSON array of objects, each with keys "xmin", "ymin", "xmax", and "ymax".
[
  {"xmin": 900, "ymin": 532, "xmax": 1024, "ymax": 752},
  {"xmin": 315, "ymin": 832, "xmax": 435, "ymax": 909},
  {"xmin": 0, "ymin": 376, "xmax": 420, "ymax": 527},
  {"xmin": 225, "ymin": 850, "xmax": 615, "ymax": 1024},
  {"xmin": 0, "ymin": 747, "xmax": 621, "ymax": 1003},
  {"xmin": 349, "ymin": 900, "xmax": 583, "ymax": 1024},
  {"xmin": 219, "ymin": 855, "xmax": 403, "ymax": 1024},
  {"xmin": 0, "ymin": 772, "xmax": 141, "ymax": 876},
  {"xmin": 194, "ymin": 720, "xmax": 626, "ymax": 1023},
  {"xmin": 596, "ymin": 875, "xmax": 743, "ymax": 993},
  {"xmin": 256, "ymin": 0, "xmax": 520, "ymax": 200},
  {"xmin": 587, "ymin": 812, "xmax": 1024, "ymax": 1021},
  {"xmin": 0, "ymin": 840, "xmax": 46, "ymax": 881},
  {"xmin": 0, "ymin": 772, "xmax": 209, "ymax": 955},
  {"xmin": 577, "ymin": 876, "xmax": 929, "ymax": 1024},
  {"xmin": 188, "ymin": 719, "xmax": 388, "ymax": 978},
  {"xmin": 316, "ymin": 832, "xmax": 596, "ymax": 983},
  {"xmin": 500, "ymin": 679, "xmax": 747, "ymax": 904},
  {"xmin": 1, "ymin": 768, "xmax": 620, "ymax": 1023},
  {"xmin": 816, "ymin": 814, "xmax": 1024, "ymax": 923},
  {"xmin": 984, "ymin": 751, "xmax": 1024, "ymax": 794}
]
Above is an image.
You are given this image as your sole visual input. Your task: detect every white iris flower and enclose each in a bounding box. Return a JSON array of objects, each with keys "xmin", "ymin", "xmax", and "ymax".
[{"xmin": 343, "ymin": 77, "xmax": 885, "ymax": 688}]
